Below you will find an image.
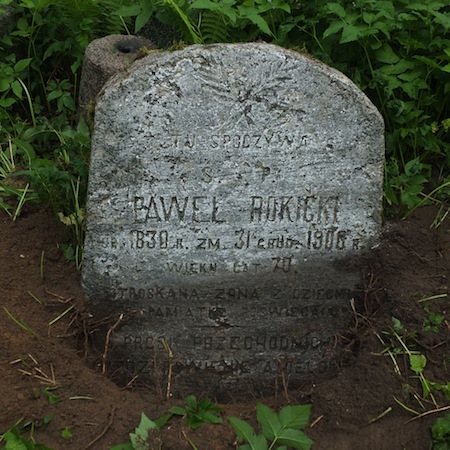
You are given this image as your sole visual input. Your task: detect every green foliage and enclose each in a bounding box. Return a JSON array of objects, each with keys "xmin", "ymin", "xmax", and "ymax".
[
  {"xmin": 0, "ymin": 0, "xmax": 124, "ymax": 266},
  {"xmin": 1, "ymin": 0, "xmax": 450, "ymax": 266},
  {"xmin": 0, "ymin": 424, "xmax": 53, "ymax": 450},
  {"xmin": 60, "ymin": 427, "xmax": 73, "ymax": 440},
  {"xmin": 111, "ymin": 398, "xmax": 222, "ymax": 449},
  {"xmin": 168, "ymin": 395, "xmax": 223, "ymax": 429},
  {"xmin": 423, "ymin": 305, "xmax": 445, "ymax": 332},
  {"xmin": 432, "ymin": 414, "xmax": 450, "ymax": 450},
  {"xmin": 152, "ymin": 0, "xmax": 291, "ymax": 44},
  {"xmin": 229, "ymin": 403, "xmax": 313, "ymax": 450},
  {"xmin": 129, "ymin": 413, "xmax": 158, "ymax": 450},
  {"xmin": 110, "ymin": 412, "xmax": 162, "ymax": 450},
  {"xmin": 0, "ymin": 426, "xmax": 52, "ymax": 450},
  {"xmin": 136, "ymin": 0, "xmax": 450, "ymax": 213},
  {"xmin": 429, "ymin": 381, "xmax": 450, "ymax": 401},
  {"xmin": 383, "ymin": 317, "xmax": 450, "ymax": 410},
  {"xmin": 109, "ymin": 413, "xmax": 155, "ymax": 450},
  {"xmin": 42, "ymin": 387, "xmax": 60, "ymax": 405}
]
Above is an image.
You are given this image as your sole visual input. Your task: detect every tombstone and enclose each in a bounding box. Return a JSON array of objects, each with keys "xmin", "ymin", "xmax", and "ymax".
[
  {"xmin": 82, "ymin": 43, "xmax": 384, "ymax": 397},
  {"xmin": 0, "ymin": 5, "xmax": 14, "ymax": 36},
  {"xmin": 78, "ymin": 34, "xmax": 155, "ymax": 122}
]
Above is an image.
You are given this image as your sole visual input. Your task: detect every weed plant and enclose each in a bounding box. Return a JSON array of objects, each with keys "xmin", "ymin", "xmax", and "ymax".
[
  {"xmin": 0, "ymin": 0, "xmax": 136, "ymax": 267},
  {"xmin": 110, "ymin": 396, "xmax": 222, "ymax": 450},
  {"xmin": 111, "ymin": 401, "xmax": 313, "ymax": 450},
  {"xmin": 432, "ymin": 413, "xmax": 450, "ymax": 450},
  {"xmin": 229, "ymin": 403, "xmax": 313, "ymax": 450}
]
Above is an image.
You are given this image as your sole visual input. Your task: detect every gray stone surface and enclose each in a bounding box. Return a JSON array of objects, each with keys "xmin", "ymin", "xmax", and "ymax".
[
  {"xmin": 82, "ymin": 43, "xmax": 384, "ymax": 396},
  {"xmin": 0, "ymin": 5, "xmax": 14, "ymax": 36},
  {"xmin": 78, "ymin": 34, "xmax": 155, "ymax": 122}
]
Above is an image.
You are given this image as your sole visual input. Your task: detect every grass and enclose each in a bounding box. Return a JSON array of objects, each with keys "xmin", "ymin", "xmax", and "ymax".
[
  {"xmin": 3, "ymin": 306, "xmax": 38, "ymax": 338},
  {"xmin": 378, "ymin": 307, "xmax": 450, "ymax": 427}
]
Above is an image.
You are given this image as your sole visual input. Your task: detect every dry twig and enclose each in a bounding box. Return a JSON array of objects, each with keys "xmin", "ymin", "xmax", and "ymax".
[
  {"xmin": 82, "ymin": 406, "xmax": 117, "ymax": 450},
  {"xmin": 102, "ymin": 314, "xmax": 124, "ymax": 374},
  {"xmin": 405, "ymin": 405, "xmax": 450, "ymax": 423},
  {"xmin": 310, "ymin": 415, "xmax": 324, "ymax": 428}
]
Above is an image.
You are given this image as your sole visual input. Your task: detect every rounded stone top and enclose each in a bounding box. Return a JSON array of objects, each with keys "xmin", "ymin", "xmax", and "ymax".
[{"xmin": 78, "ymin": 34, "xmax": 156, "ymax": 121}]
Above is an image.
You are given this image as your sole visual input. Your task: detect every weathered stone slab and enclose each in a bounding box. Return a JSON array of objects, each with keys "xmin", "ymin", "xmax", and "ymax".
[
  {"xmin": 78, "ymin": 35, "xmax": 155, "ymax": 122},
  {"xmin": 0, "ymin": 5, "xmax": 14, "ymax": 36},
  {"xmin": 82, "ymin": 43, "xmax": 384, "ymax": 397}
]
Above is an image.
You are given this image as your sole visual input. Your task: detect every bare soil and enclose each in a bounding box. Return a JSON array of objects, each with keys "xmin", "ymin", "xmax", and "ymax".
[{"xmin": 1, "ymin": 206, "xmax": 450, "ymax": 449}]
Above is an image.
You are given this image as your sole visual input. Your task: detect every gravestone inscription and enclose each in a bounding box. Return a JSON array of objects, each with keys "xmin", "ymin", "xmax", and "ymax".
[{"xmin": 82, "ymin": 43, "xmax": 384, "ymax": 396}]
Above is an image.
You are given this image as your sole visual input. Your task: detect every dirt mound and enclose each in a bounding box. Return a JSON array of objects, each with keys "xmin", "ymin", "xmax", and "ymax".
[{"xmin": 1, "ymin": 206, "xmax": 449, "ymax": 449}]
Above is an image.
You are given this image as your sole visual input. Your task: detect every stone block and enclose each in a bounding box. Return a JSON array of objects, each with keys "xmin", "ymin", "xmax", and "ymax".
[
  {"xmin": 78, "ymin": 34, "xmax": 155, "ymax": 122},
  {"xmin": 0, "ymin": 5, "xmax": 14, "ymax": 36},
  {"xmin": 82, "ymin": 43, "xmax": 384, "ymax": 397}
]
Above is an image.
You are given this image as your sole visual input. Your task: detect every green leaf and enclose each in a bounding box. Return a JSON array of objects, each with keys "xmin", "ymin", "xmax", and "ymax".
[
  {"xmin": 129, "ymin": 412, "xmax": 157, "ymax": 449},
  {"xmin": 16, "ymin": 16, "xmax": 29, "ymax": 32},
  {"xmin": 136, "ymin": 412, "xmax": 157, "ymax": 434},
  {"xmin": 392, "ymin": 317, "xmax": 403, "ymax": 332},
  {"xmin": 2, "ymin": 427, "xmax": 29, "ymax": 450},
  {"xmin": 169, "ymin": 405, "xmax": 186, "ymax": 415},
  {"xmin": 322, "ymin": 21, "xmax": 344, "ymax": 39},
  {"xmin": 61, "ymin": 427, "xmax": 73, "ymax": 439},
  {"xmin": 42, "ymin": 387, "xmax": 59, "ymax": 405},
  {"xmin": 362, "ymin": 11, "xmax": 375, "ymax": 25},
  {"xmin": 340, "ymin": 24, "xmax": 360, "ymax": 44},
  {"xmin": 0, "ymin": 78, "xmax": 10, "ymax": 92},
  {"xmin": 381, "ymin": 59, "xmax": 416, "ymax": 75},
  {"xmin": 398, "ymin": 71, "xmax": 422, "ymax": 82},
  {"xmin": 47, "ymin": 90, "xmax": 61, "ymax": 101},
  {"xmin": 372, "ymin": 21, "xmax": 390, "ymax": 39},
  {"xmin": 154, "ymin": 413, "xmax": 172, "ymax": 429},
  {"xmin": 43, "ymin": 41, "xmax": 64, "ymax": 61},
  {"xmin": 113, "ymin": 4, "xmax": 141, "ymax": 16},
  {"xmin": 432, "ymin": 413, "xmax": 450, "ymax": 441},
  {"xmin": 410, "ymin": 354, "xmax": 426, "ymax": 374},
  {"xmin": 256, "ymin": 403, "xmax": 281, "ymax": 440},
  {"xmin": 14, "ymin": 58, "xmax": 32, "ymax": 73},
  {"xmin": 185, "ymin": 395, "xmax": 197, "ymax": 408},
  {"xmin": 11, "ymin": 80, "xmax": 22, "ymax": 98},
  {"xmin": 327, "ymin": 2, "xmax": 347, "ymax": 19},
  {"xmin": 413, "ymin": 55, "xmax": 441, "ymax": 70},
  {"xmin": 256, "ymin": 0, "xmax": 290, "ymax": 14},
  {"xmin": 279, "ymin": 404, "xmax": 311, "ymax": 430},
  {"xmin": 2, "ymin": 425, "xmax": 54, "ymax": 449},
  {"xmin": 42, "ymin": 415, "xmax": 53, "ymax": 432},
  {"xmin": 190, "ymin": 0, "xmax": 218, "ymax": 8},
  {"xmin": 135, "ymin": 0, "xmax": 154, "ymax": 32},
  {"xmin": 0, "ymin": 96, "xmax": 16, "ymax": 107},
  {"xmin": 202, "ymin": 411, "xmax": 223, "ymax": 424},
  {"xmin": 404, "ymin": 157, "xmax": 424, "ymax": 176},
  {"xmin": 441, "ymin": 63, "xmax": 450, "ymax": 73},
  {"xmin": 268, "ymin": 0, "xmax": 290, "ymax": 13},
  {"xmin": 277, "ymin": 428, "xmax": 313, "ymax": 450},
  {"xmin": 191, "ymin": 0, "xmax": 231, "ymax": 18},
  {"xmin": 62, "ymin": 95, "xmax": 76, "ymax": 112},
  {"xmin": 433, "ymin": 11, "xmax": 450, "ymax": 30},
  {"xmin": 229, "ymin": 416, "xmax": 268, "ymax": 450},
  {"xmin": 375, "ymin": 43, "xmax": 399, "ymax": 64},
  {"xmin": 238, "ymin": 6, "xmax": 274, "ymax": 36},
  {"xmin": 109, "ymin": 443, "xmax": 134, "ymax": 450},
  {"xmin": 191, "ymin": 0, "xmax": 238, "ymax": 22}
]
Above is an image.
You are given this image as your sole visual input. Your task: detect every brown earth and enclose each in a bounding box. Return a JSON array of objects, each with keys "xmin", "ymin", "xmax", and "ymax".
[{"xmin": 1, "ymin": 205, "xmax": 450, "ymax": 449}]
